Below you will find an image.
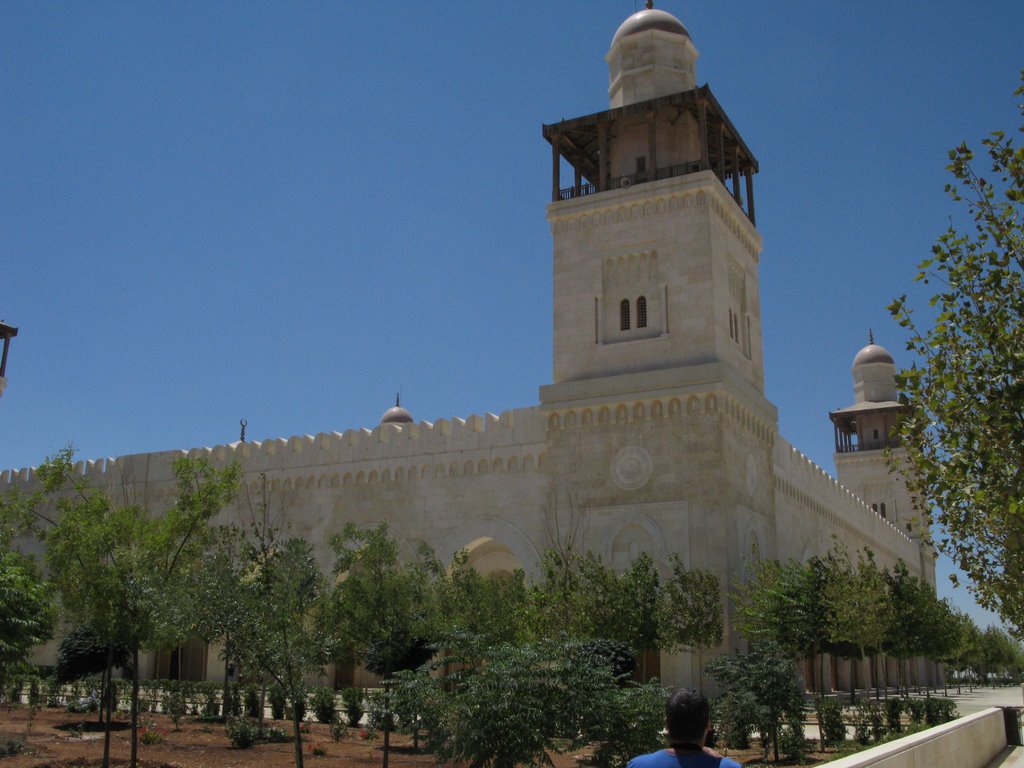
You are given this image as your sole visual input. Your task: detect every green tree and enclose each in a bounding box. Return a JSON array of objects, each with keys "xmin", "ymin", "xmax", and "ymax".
[
  {"xmin": 326, "ymin": 522, "xmax": 438, "ymax": 768},
  {"xmin": 0, "ymin": 550, "xmax": 56, "ymax": 693},
  {"xmin": 657, "ymin": 555, "xmax": 722, "ymax": 692},
  {"xmin": 889, "ymin": 72, "xmax": 1024, "ymax": 632},
  {"xmin": 5, "ymin": 448, "xmax": 240, "ymax": 768},
  {"xmin": 433, "ymin": 548, "xmax": 532, "ymax": 645},
  {"xmin": 235, "ymin": 536, "xmax": 331, "ymax": 768},
  {"xmin": 705, "ymin": 641, "xmax": 806, "ymax": 763},
  {"xmin": 823, "ymin": 547, "xmax": 891, "ymax": 700},
  {"xmin": 883, "ymin": 561, "xmax": 932, "ymax": 695}
]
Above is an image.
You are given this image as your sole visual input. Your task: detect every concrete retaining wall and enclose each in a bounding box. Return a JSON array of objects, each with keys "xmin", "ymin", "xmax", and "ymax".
[{"xmin": 824, "ymin": 708, "xmax": 1008, "ymax": 768}]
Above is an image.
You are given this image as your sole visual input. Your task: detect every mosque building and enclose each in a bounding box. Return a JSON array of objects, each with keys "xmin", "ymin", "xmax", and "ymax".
[{"xmin": 4, "ymin": 4, "xmax": 934, "ymax": 690}]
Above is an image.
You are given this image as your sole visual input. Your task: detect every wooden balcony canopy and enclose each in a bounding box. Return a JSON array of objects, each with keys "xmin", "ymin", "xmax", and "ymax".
[{"xmin": 542, "ymin": 85, "xmax": 759, "ymax": 223}]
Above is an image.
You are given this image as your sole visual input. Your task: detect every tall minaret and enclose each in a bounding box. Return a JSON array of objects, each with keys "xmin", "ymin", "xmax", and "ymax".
[{"xmin": 539, "ymin": 3, "xmax": 766, "ymax": 407}]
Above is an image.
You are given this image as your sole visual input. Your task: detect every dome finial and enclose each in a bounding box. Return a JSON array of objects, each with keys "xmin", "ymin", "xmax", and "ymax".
[
  {"xmin": 645, "ymin": 0, "xmax": 654, "ymax": 9},
  {"xmin": 395, "ymin": 392, "xmax": 401, "ymax": 408},
  {"xmin": 868, "ymin": 328, "xmax": 874, "ymax": 345}
]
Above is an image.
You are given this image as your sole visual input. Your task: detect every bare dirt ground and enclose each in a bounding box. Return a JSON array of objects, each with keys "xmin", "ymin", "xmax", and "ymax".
[{"xmin": 0, "ymin": 704, "xmax": 838, "ymax": 767}]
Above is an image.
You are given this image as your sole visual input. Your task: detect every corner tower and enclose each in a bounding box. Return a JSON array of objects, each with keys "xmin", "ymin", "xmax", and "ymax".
[{"xmin": 541, "ymin": 3, "xmax": 765, "ymax": 405}]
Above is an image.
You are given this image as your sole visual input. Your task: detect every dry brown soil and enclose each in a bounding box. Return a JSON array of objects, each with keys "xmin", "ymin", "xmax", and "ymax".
[{"xmin": 0, "ymin": 704, "xmax": 835, "ymax": 767}]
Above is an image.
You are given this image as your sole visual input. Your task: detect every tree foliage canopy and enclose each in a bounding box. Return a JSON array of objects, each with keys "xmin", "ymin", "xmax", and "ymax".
[{"xmin": 890, "ymin": 71, "xmax": 1024, "ymax": 632}]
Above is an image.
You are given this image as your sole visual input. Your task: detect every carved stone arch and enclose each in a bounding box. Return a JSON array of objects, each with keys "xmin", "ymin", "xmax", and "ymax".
[
  {"xmin": 629, "ymin": 203, "xmax": 640, "ymax": 219},
  {"xmin": 682, "ymin": 193, "xmax": 692, "ymax": 209},
  {"xmin": 615, "ymin": 404, "xmax": 628, "ymax": 424},
  {"xmin": 449, "ymin": 462, "xmax": 459, "ymax": 476},
  {"xmin": 705, "ymin": 394, "xmax": 718, "ymax": 412},
  {"xmin": 283, "ymin": 478, "xmax": 293, "ymax": 491},
  {"xmin": 651, "ymin": 400, "xmax": 663, "ymax": 419},
  {"xmin": 602, "ymin": 512, "xmax": 669, "ymax": 570},
  {"xmin": 642, "ymin": 200, "xmax": 653, "ymax": 216},
  {"xmin": 742, "ymin": 527, "xmax": 763, "ymax": 584},
  {"xmin": 463, "ymin": 460, "xmax": 475, "ymax": 475},
  {"xmin": 686, "ymin": 395, "xmax": 700, "ymax": 415},
  {"xmin": 317, "ymin": 475, "xmax": 328, "ymax": 489},
  {"xmin": 435, "ymin": 463, "xmax": 446, "ymax": 478},
  {"xmin": 368, "ymin": 470, "xmax": 378, "ymax": 484},
  {"xmin": 580, "ymin": 215, "xmax": 588, "ymax": 231},
  {"xmin": 381, "ymin": 468, "xmax": 392, "ymax": 483},
  {"xmin": 492, "ymin": 457, "xmax": 504, "ymax": 472},
  {"xmin": 508, "ymin": 455, "xmax": 520, "ymax": 472},
  {"xmin": 617, "ymin": 206, "xmax": 626, "ymax": 222},
  {"xmin": 523, "ymin": 454, "xmax": 535, "ymax": 471},
  {"xmin": 548, "ymin": 413, "xmax": 561, "ymax": 431},
  {"xmin": 565, "ymin": 410, "xmax": 577, "ymax": 428},
  {"xmin": 581, "ymin": 408, "xmax": 593, "ymax": 426},
  {"xmin": 568, "ymin": 218, "xmax": 576, "ymax": 232},
  {"xmin": 343, "ymin": 472, "xmax": 353, "ymax": 486},
  {"xmin": 632, "ymin": 402, "xmax": 646, "ymax": 421},
  {"xmin": 656, "ymin": 198, "xmax": 666, "ymax": 213},
  {"xmin": 598, "ymin": 406, "xmax": 611, "ymax": 424},
  {"xmin": 668, "ymin": 398, "xmax": 682, "ymax": 417},
  {"xmin": 538, "ymin": 452, "xmax": 546, "ymax": 469},
  {"xmin": 306, "ymin": 475, "xmax": 315, "ymax": 489},
  {"xmin": 695, "ymin": 191, "xmax": 705, "ymax": 206},
  {"xmin": 437, "ymin": 516, "xmax": 542, "ymax": 578},
  {"xmin": 330, "ymin": 474, "xmax": 340, "ymax": 488},
  {"xmin": 395, "ymin": 466, "xmax": 405, "ymax": 482},
  {"xmin": 478, "ymin": 458, "xmax": 489, "ymax": 474},
  {"xmin": 271, "ymin": 479, "xmax": 281, "ymax": 492},
  {"xmin": 355, "ymin": 471, "xmax": 365, "ymax": 485}
]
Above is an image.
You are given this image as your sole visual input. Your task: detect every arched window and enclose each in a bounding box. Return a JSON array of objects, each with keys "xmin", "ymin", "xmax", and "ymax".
[
  {"xmin": 880, "ymin": 503, "xmax": 887, "ymax": 519},
  {"xmin": 620, "ymin": 299, "xmax": 631, "ymax": 330},
  {"xmin": 637, "ymin": 296, "xmax": 647, "ymax": 328}
]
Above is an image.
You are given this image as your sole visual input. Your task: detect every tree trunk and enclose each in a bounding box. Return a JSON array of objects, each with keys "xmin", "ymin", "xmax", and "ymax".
[
  {"xmin": 382, "ymin": 665, "xmax": 392, "ymax": 768},
  {"xmin": 292, "ymin": 695, "xmax": 305, "ymax": 768},
  {"xmin": 98, "ymin": 663, "xmax": 107, "ymax": 724},
  {"xmin": 258, "ymin": 682, "xmax": 266, "ymax": 733},
  {"xmin": 849, "ymin": 658, "xmax": 856, "ymax": 704},
  {"xmin": 130, "ymin": 645, "xmax": 140, "ymax": 768},
  {"xmin": 102, "ymin": 645, "xmax": 114, "ymax": 768},
  {"xmin": 222, "ymin": 645, "xmax": 231, "ymax": 720}
]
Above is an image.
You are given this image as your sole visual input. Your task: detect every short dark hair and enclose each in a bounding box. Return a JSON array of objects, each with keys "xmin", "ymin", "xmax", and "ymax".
[{"xmin": 665, "ymin": 688, "xmax": 710, "ymax": 744}]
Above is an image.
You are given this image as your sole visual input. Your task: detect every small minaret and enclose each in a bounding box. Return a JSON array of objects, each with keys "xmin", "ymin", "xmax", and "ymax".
[{"xmin": 829, "ymin": 335, "xmax": 918, "ymax": 535}]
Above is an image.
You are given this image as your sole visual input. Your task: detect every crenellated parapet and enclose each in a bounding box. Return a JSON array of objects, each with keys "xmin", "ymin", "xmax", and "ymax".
[
  {"xmin": 0, "ymin": 406, "xmax": 549, "ymax": 498},
  {"xmin": 772, "ymin": 436, "xmax": 918, "ymax": 566}
]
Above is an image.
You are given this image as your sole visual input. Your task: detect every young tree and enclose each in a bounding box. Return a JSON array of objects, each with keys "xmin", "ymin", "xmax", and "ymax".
[
  {"xmin": 658, "ymin": 555, "xmax": 722, "ymax": 692},
  {"xmin": 235, "ymin": 536, "xmax": 331, "ymax": 768},
  {"xmin": 705, "ymin": 641, "xmax": 805, "ymax": 763},
  {"xmin": 5, "ymin": 449, "xmax": 240, "ymax": 768},
  {"xmin": 823, "ymin": 547, "xmax": 891, "ymax": 700},
  {"xmin": 889, "ymin": 72, "xmax": 1024, "ymax": 632},
  {"xmin": 326, "ymin": 522, "xmax": 438, "ymax": 768},
  {"xmin": 883, "ymin": 561, "xmax": 931, "ymax": 696},
  {"xmin": 433, "ymin": 548, "xmax": 532, "ymax": 645},
  {"xmin": 0, "ymin": 550, "xmax": 56, "ymax": 694}
]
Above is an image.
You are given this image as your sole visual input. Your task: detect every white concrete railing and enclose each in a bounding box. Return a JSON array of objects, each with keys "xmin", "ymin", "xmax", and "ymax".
[{"xmin": 824, "ymin": 707, "xmax": 1009, "ymax": 768}]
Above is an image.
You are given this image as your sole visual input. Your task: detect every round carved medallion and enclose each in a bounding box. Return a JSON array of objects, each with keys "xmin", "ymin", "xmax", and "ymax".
[
  {"xmin": 745, "ymin": 453, "xmax": 759, "ymax": 495},
  {"xmin": 611, "ymin": 446, "xmax": 653, "ymax": 490}
]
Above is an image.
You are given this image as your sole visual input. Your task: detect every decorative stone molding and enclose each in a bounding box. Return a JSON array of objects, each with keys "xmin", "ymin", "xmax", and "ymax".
[{"xmin": 610, "ymin": 445, "xmax": 653, "ymax": 490}]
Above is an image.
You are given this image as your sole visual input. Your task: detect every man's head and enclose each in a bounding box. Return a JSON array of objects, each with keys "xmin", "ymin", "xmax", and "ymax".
[{"xmin": 665, "ymin": 688, "xmax": 710, "ymax": 745}]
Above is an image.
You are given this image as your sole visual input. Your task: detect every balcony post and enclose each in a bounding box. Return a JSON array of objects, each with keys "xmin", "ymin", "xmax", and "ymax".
[
  {"xmin": 698, "ymin": 101, "xmax": 709, "ymax": 171},
  {"xmin": 551, "ymin": 133, "xmax": 561, "ymax": 202},
  {"xmin": 598, "ymin": 120, "xmax": 608, "ymax": 192},
  {"xmin": 647, "ymin": 110, "xmax": 658, "ymax": 181},
  {"xmin": 745, "ymin": 169, "xmax": 756, "ymax": 224}
]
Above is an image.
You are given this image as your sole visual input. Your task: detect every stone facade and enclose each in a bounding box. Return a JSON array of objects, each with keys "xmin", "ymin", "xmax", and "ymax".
[{"xmin": 2, "ymin": 6, "xmax": 934, "ymax": 690}]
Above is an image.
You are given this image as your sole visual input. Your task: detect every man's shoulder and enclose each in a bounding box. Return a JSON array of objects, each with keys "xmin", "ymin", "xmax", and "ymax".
[{"xmin": 626, "ymin": 750, "xmax": 742, "ymax": 768}]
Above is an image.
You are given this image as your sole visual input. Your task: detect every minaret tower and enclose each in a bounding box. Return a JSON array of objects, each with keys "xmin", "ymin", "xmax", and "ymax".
[
  {"xmin": 829, "ymin": 336, "xmax": 928, "ymax": 551},
  {"xmin": 540, "ymin": 2, "xmax": 766, "ymax": 410}
]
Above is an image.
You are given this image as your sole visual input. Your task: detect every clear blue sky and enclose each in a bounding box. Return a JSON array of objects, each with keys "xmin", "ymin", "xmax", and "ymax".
[{"xmin": 2, "ymin": 1, "xmax": 1021, "ymax": 630}]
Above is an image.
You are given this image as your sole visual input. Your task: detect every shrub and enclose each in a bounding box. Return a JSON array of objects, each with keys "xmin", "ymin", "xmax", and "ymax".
[
  {"xmin": 225, "ymin": 717, "xmax": 258, "ymax": 749},
  {"xmin": 140, "ymin": 726, "xmax": 164, "ymax": 745},
  {"xmin": 711, "ymin": 692, "xmax": 755, "ymax": 750},
  {"xmin": 905, "ymin": 697, "xmax": 926, "ymax": 724},
  {"xmin": 311, "ymin": 743, "xmax": 327, "ymax": 756},
  {"xmin": 244, "ymin": 685, "xmax": 261, "ymax": 718},
  {"xmin": 341, "ymin": 687, "xmax": 364, "ymax": 727},
  {"xmin": 816, "ymin": 698, "xmax": 846, "ymax": 746},
  {"xmin": 851, "ymin": 699, "xmax": 886, "ymax": 745},
  {"xmin": 330, "ymin": 719, "xmax": 347, "ymax": 742},
  {"xmin": 777, "ymin": 713, "xmax": 808, "ymax": 763},
  {"xmin": 225, "ymin": 682, "xmax": 242, "ymax": 718},
  {"xmin": 269, "ymin": 685, "xmax": 287, "ymax": 720},
  {"xmin": 885, "ymin": 697, "xmax": 903, "ymax": 733},
  {"xmin": 263, "ymin": 725, "xmax": 292, "ymax": 743},
  {"xmin": 0, "ymin": 739, "xmax": 25, "ymax": 756},
  {"xmin": 925, "ymin": 697, "xmax": 957, "ymax": 726},
  {"xmin": 199, "ymin": 683, "xmax": 221, "ymax": 718},
  {"xmin": 164, "ymin": 688, "xmax": 186, "ymax": 730},
  {"xmin": 312, "ymin": 686, "xmax": 336, "ymax": 724}
]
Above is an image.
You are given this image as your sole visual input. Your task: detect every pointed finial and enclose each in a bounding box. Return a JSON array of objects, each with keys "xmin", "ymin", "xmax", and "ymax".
[
  {"xmin": 645, "ymin": 0, "xmax": 654, "ymax": 8},
  {"xmin": 395, "ymin": 392, "xmax": 401, "ymax": 408},
  {"xmin": 240, "ymin": 418, "xmax": 248, "ymax": 443},
  {"xmin": 868, "ymin": 328, "xmax": 875, "ymax": 345}
]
